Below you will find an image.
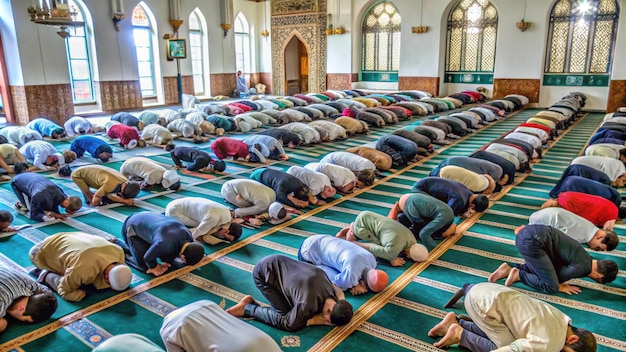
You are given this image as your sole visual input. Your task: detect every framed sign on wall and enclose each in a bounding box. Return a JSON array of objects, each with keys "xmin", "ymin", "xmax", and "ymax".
[{"xmin": 167, "ymin": 39, "xmax": 187, "ymax": 59}]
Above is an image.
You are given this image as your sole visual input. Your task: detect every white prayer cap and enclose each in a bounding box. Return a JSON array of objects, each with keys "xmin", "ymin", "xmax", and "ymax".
[
  {"xmin": 408, "ymin": 243, "xmax": 428, "ymax": 262},
  {"xmin": 108, "ymin": 264, "xmax": 132, "ymax": 291},
  {"xmin": 161, "ymin": 170, "xmax": 181, "ymax": 189},
  {"xmin": 125, "ymin": 139, "xmax": 138, "ymax": 149},
  {"xmin": 268, "ymin": 202, "xmax": 289, "ymax": 225}
]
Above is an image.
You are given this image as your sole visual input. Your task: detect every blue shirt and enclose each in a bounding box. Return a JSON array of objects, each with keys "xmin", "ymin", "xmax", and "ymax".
[
  {"xmin": 123, "ymin": 212, "xmax": 193, "ymax": 269},
  {"xmin": 11, "ymin": 173, "xmax": 66, "ymax": 221},
  {"xmin": 111, "ymin": 112, "xmax": 141, "ymax": 128},
  {"xmin": 413, "ymin": 177, "xmax": 472, "ymax": 216},
  {"xmin": 27, "ymin": 118, "xmax": 64, "ymax": 137},
  {"xmin": 549, "ymin": 164, "xmax": 612, "ymax": 199},
  {"xmin": 299, "ymin": 235, "xmax": 376, "ymax": 290},
  {"xmin": 70, "ymin": 136, "xmax": 113, "ymax": 159},
  {"xmin": 549, "ymin": 176, "xmax": 621, "ymax": 207}
]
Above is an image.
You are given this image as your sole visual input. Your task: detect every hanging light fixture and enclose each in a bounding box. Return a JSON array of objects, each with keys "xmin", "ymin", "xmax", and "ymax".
[
  {"xmin": 334, "ymin": 0, "xmax": 345, "ymax": 35},
  {"xmin": 261, "ymin": 1, "xmax": 270, "ymax": 39},
  {"xmin": 220, "ymin": 0, "xmax": 233, "ymax": 37},
  {"xmin": 412, "ymin": 0, "xmax": 429, "ymax": 34},
  {"xmin": 27, "ymin": 0, "xmax": 85, "ymax": 38},
  {"xmin": 516, "ymin": 0, "xmax": 533, "ymax": 32},
  {"xmin": 111, "ymin": 0, "xmax": 124, "ymax": 32}
]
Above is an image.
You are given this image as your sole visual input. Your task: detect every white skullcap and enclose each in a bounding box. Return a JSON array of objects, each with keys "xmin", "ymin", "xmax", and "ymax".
[
  {"xmin": 408, "ymin": 243, "xmax": 428, "ymax": 262},
  {"xmin": 238, "ymin": 121, "xmax": 252, "ymax": 132},
  {"xmin": 161, "ymin": 170, "xmax": 180, "ymax": 189},
  {"xmin": 108, "ymin": 264, "xmax": 132, "ymax": 291},
  {"xmin": 126, "ymin": 139, "xmax": 138, "ymax": 149},
  {"xmin": 268, "ymin": 202, "xmax": 289, "ymax": 225}
]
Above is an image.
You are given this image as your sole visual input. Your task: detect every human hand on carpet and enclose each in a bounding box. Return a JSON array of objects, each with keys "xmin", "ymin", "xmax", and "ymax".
[
  {"xmin": 558, "ymin": 283, "xmax": 581, "ymax": 295},
  {"xmin": 390, "ymin": 257, "xmax": 406, "ymax": 267},
  {"xmin": 147, "ymin": 263, "xmax": 171, "ymax": 276},
  {"xmin": 350, "ymin": 281, "xmax": 368, "ymax": 295}
]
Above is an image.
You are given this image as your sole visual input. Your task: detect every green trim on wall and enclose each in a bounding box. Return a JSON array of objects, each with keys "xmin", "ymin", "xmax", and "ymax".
[
  {"xmin": 360, "ymin": 72, "xmax": 399, "ymax": 82},
  {"xmin": 444, "ymin": 72, "xmax": 494, "ymax": 84},
  {"xmin": 542, "ymin": 74, "xmax": 609, "ymax": 87}
]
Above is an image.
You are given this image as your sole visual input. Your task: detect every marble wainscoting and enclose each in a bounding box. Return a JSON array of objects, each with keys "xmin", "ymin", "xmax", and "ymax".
[
  {"xmin": 163, "ymin": 75, "xmax": 194, "ymax": 104},
  {"xmin": 493, "ymin": 79, "xmax": 540, "ymax": 103},
  {"xmin": 326, "ymin": 74, "xmax": 352, "ymax": 91},
  {"xmin": 210, "ymin": 73, "xmax": 236, "ymax": 97},
  {"xmin": 98, "ymin": 80, "xmax": 143, "ymax": 113},
  {"xmin": 607, "ymin": 80, "xmax": 626, "ymax": 113},
  {"xmin": 10, "ymin": 84, "xmax": 74, "ymax": 125},
  {"xmin": 398, "ymin": 76, "xmax": 439, "ymax": 97}
]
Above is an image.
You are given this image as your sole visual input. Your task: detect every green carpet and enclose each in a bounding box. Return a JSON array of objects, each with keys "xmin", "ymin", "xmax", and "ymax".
[{"xmin": 1, "ymin": 109, "xmax": 624, "ymax": 352}]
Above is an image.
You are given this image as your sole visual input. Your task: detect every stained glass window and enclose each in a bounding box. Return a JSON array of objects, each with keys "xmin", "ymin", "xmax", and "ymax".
[
  {"xmin": 66, "ymin": 0, "xmax": 94, "ymax": 103},
  {"xmin": 234, "ymin": 13, "xmax": 251, "ymax": 74},
  {"xmin": 132, "ymin": 4, "xmax": 156, "ymax": 97},
  {"xmin": 360, "ymin": 1, "xmax": 401, "ymax": 82},
  {"xmin": 189, "ymin": 9, "xmax": 207, "ymax": 95},
  {"xmin": 545, "ymin": 0, "xmax": 619, "ymax": 74},
  {"xmin": 445, "ymin": 0, "xmax": 498, "ymax": 73}
]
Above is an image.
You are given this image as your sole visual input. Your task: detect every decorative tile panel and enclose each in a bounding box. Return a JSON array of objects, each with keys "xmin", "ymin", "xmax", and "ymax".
[
  {"xmin": 326, "ymin": 74, "xmax": 352, "ymax": 90},
  {"xmin": 493, "ymin": 78, "xmax": 540, "ymax": 103},
  {"xmin": 607, "ymin": 80, "xmax": 626, "ymax": 113},
  {"xmin": 10, "ymin": 84, "xmax": 74, "ymax": 125},
  {"xmin": 210, "ymin": 73, "xmax": 236, "ymax": 96},
  {"xmin": 98, "ymin": 80, "xmax": 143, "ymax": 113},
  {"xmin": 163, "ymin": 76, "xmax": 194, "ymax": 105},
  {"xmin": 398, "ymin": 76, "xmax": 439, "ymax": 97}
]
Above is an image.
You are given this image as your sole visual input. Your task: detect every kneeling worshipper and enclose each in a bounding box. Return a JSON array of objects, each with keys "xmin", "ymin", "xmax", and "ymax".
[
  {"xmin": 320, "ymin": 151, "xmax": 377, "ymax": 187},
  {"xmin": 141, "ymin": 124, "xmax": 176, "ymax": 150},
  {"xmin": 221, "ymin": 178, "xmax": 276, "ymax": 217},
  {"xmin": 19, "ymin": 140, "xmax": 75, "ymax": 171},
  {"xmin": 286, "ymin": 165, "xmax": 337, "ymax": 205},
  {"xmin": 170, "ymin": 146, "xmax": 226, "ymax": 173},
  {"xmin": 469, "ymin": 150, "xmax": 516, "ymax": 186},
  {"xmin": 548, "ymin": 175, "xmax": 622, "ymax": 207},
  {"xmin": 92, "ymin": 334, "xmax": 165, "ymax": 352},
  {"xmin": 111, "ymin": 112, "xmax": 144, "ymax": 130},
  {"xmin": 258, "ymin": 128, "xmax": 302, "ymax": 148},
  {"xmin": 570, "ymin": 155, "xmax": 626, "ymax": 187},
  {"xmin": 528, "ymin": 207, "xmax": 619, "ymax": 251},
  {"xmin": 551, "ymin": 164, "xmax": 613, "ymax": 192},
  {"xmin": 250, "ymin": 167, "xmax": 314, "ymax": 209},
  {"xmin": 106, "ymin": 122, "xmax": 145, "ymax": 149},
  {"xmin": 299, "ymin": 235, "xmax": 388, "ymax": 295},
  {"xmin": 11, "ymin": 172, "xmax": 82, "ymax": 222},
  {"xmin": 71, "ymin": 165, "xmax": 141, "ymax": 206},
  {"xmin": 118, "ymin": 212, "xmax": 205, "ymax": 276},
  {"xmin": 63, "ymin": 116, "xmax": 93, "ymax": 137},
  {"xmin": 27, "ymin": 117, "xmax": 65, "ymax": 139},
  {"xmin": 305, "ymin": 162, "xmax": 359, "ymax": 194},
  {"xmin": 430, "ymin": 156, "xmax": 506, "ymax": 187},
  {"xmin": 489, "ymin": 224, "xmax": 618, "ymax": 295},
  {"xmin": 160, "ymin": 300, "xmax": 281, "ymax": 352},
  {"xmin": 0, "ymin": 126, "xmax": 42, "ymax": 147},
  {"xmin": 210, "ymin": 136, "xmax": 269, "ymax": 164},
  {"xmin": 345, "ymin": 146, "xmax": 393, "ymax": 171},
  {"xmin": 337, "ymin": 210, "xmax": 428, "ymax": 267},
  {"xmin": 438, "ymin": 165, "xmax": 497, "ymax": 195},
  {"xmin": 0, "ymin": 143, "xmax": 27, "ymax": 174},
  {"xmin": 120, "ymin": 157, "xmax": 181, "ymax": 191},
  {"xmin": 0, "ymin": 264, "xmax": 58, "ymax": 333},
  {"xmin": 69, "ymin": 135, "xmax": 114, "ymax": 162},
  {"xmin": 541, "ymin": 191, "xmax": 626, "ymax": 230},
  {"xmin": 429, "ymin": 282, "xmax": 597, "ymax": 351},
  {"xmin": 388, "ymin": 193, "xmax": 456, "ymax": 250},
  {"xmin": 585, "ymin": 143, "xmax": 626, "ymax": 161},
  {"xmin": 226, "ymin": 254, "xmax": 353, "ymax": 332},
  {"xmin": 164, "ymin": 197, "xmax": 243, "ymax": 245},
  {"xmin": 0, "ymin": 210, "xmax": 17, "ymax": 233},
  {"xmin": 242, "ymin": 134, "xmax": 290, "ymax": 160},
  {"xmin": 29, "ymin": 232, "xmax": 132, "ymax": 302},
  {"xmin": 413, "ymin": 177, "xmax": 490, "ymax": 217}
]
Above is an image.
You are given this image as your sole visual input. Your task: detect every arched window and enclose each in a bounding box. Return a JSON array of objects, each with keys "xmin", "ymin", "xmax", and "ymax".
[
  {"xmin": 234, "ymin": 13, "xmax": 251, "ymax": 73},
  {"xmin": 132, "ymin": 4, "xmax": 157, "ymax": 97},
  {"xmin": 544, "ymin": 0, "xmax": 619, "ymax": 86},
  {"xmin": 360, "ymin": 1, "xmax": 401, "ymax": 82},
  {"xmin": 445, "ymin": 0, "xmax": 498, "ymax": 84},
  {"xmin": 189, "ymin": 9, "xmax": 209, "ymax": 95},
  {"xmin": 66, "ymin": 0, "xmax": 95, "ymax": 103}
]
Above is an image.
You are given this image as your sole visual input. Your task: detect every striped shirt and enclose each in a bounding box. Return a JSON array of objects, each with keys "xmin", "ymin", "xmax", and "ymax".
[{"xmin": 0, "ymin": 266, "xmax": 39, "ymax": 318}]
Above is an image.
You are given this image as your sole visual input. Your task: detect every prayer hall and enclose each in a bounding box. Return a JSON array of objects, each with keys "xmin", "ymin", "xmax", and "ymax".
[{"xmin": 0, "ymin": 0, "xmax": 625, "ymax": 351}]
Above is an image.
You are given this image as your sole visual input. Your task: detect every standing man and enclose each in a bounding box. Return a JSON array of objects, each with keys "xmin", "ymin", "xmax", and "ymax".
[
  {"xmin": 388, "ymin": 193, "xmax": 456, "ymax": 250},
  {"xmin": 226, "ymin": 254, "xmax": 353, "ymax": 332},
  {"xmin": 120, "ymin": 212, "xmax": 205, "ymax": 276},
  {"xmin": 165, "ymin": 197, "xmax": 243, "ymax": 245},
  {"xmin": 337, "ymin": 210, "xmax": 428, "ymax": 266},
  {"xmin": 428, "ymin": 282, "xmax": 597, "ymax": 351},
  {"xmin": 170, "ymin": 146, "xmax": 226, "ymax": 173},
  {"xmin": 71, "ymin": 165, "xmax": 141, "ymax": 206},
  {"xmin": 70, "ymin": 135, "xmax": 114, "ymax": 162},
  {"xmin": 0, "ymin": 265, "xmax": 58, "ymax": 333},
  {"xmin": 299, "ymin": 235, "xmax": 388, "ymax": 295},
  {"xmin": 120, "ymin": 157, "xmax": 181, "ymax": 191},
  {"xmin": 489, "ymin": 224, "xmax": 618, "ymax": 294},
  {"xmin": 11, "ymin": 172, "xmax": 82, "ymax": 222},
  {"xmin": 161, "ymin": 300, "xmax": 282, "ymax": 352},
  {"xmin": 528, "ymin": 208, "xmax": 619, "ymax": 251},
  {"xmin": 29, "ymin": 232, "xmax": 133, "ymax": 302}
]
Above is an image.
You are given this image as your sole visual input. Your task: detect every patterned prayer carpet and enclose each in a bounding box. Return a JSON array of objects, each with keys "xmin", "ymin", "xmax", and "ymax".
[{"xmin": 0, "ymin": 108, "xmax": 624, "ymax": 352}]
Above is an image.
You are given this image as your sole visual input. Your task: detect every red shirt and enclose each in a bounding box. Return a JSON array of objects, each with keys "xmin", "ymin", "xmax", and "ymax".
[
  {"xmin": 210, "ymin": 137, "xmax": 249, "ymax": 160},
  {"xmin": 107, "ymin": 124, "xmax": 139, "ymax": 146},
  {"xmin": 558, "ymin": 191, "xmax": 618, "ymax": 227}
]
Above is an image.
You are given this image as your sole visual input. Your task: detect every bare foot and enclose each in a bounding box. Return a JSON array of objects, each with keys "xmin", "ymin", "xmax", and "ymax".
[
  {"xmin": 226, "ymin": 295, "xmax": 255, "ymax": 317},
  {"xmin": 514, "ymin": 225, "xmax": 525, "ymax": 235},
  {"xmin": 488, "ymin": 262, "xmax": 512, "ymax": 283},
  {"xmin": 433, "ymin": 323, "xmax": 463, "ymax": 348},
  {"xmin": 505, "ymin": 267, "xmax": 520, "ymax": 287},
  {"xmin": 428, "ymin": 312, "xmax": 459, "ymax": 338}
]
